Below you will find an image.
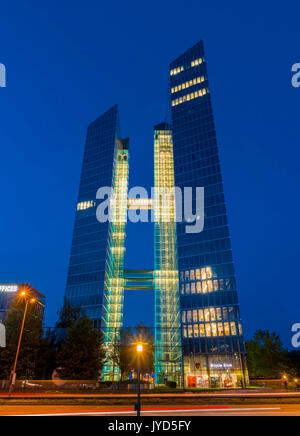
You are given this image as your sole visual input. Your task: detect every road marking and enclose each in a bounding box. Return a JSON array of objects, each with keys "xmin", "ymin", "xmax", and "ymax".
[{"xmin": 6, "ymin": 407, "xmax": 281, "ymax": 416}]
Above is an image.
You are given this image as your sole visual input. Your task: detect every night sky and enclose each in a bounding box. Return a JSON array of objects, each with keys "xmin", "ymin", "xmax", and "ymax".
[{"xmin": 0, "ymin": 1, "xmax": 299, "ymax": 347}]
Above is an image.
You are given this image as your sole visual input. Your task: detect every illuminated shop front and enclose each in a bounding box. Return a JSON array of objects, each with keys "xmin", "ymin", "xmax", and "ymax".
[{"xmin": 184, "ymin": 354, "xmax": 247, "ymax": 388}]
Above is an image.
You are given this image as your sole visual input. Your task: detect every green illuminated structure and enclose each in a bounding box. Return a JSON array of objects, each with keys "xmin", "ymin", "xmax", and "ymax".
[
  {"xmin": 153, "ymin": 123, "xmax": 183, "ymax": 385},
  {"xmin": 102, "ymin": 138, "xmax": 129, "ymax": 381},
  {"xmin": 101, "ymin": 127, "xmax": 182, "ymax": 384}
]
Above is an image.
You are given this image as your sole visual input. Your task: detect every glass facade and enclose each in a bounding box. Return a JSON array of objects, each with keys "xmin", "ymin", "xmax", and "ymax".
[
  {"xmin": 170, "ymin": 41, "xmax": 248, "ymax": 388},
  {"xmin": 65, "ymin": 105, "xmax": 120, "ymax": 326}
]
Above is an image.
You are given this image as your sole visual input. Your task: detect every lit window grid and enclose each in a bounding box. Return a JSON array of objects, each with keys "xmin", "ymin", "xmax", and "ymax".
[
  {"xmin": 182, "ymin": 306, "xmax": 236, "ymax": 323},
  {"xmin": 191, "ymin": 57, "xmax": 205, "ymax": 67},
  {"xmin": 170, "ymin": 65, "xmax": 184, "ymax": 76},
  {"xmin": 172, "ymin": 87, "xmax": 209, "ymax": 106},
  {"xmin": 171, "ymin": 76, "xmax": 205, "ymax": 94},
  {"xmin": 77, "ymin": 200, "xmax": 95, "ymax": 210},
  {"xmin": 169, "ymin": 57, "xmax": 204, "ymax": 76},
  {"xmin": 182, "ymin": 321, "xmax": 240, "ymax": 339}
]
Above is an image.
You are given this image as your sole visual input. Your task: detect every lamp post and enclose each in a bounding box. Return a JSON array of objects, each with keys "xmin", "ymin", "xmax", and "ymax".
[
  {"xmin": 136, "ymin": 344, "xmax": 143, "ymax": 417},
  {"xmin": 8, "ymin": 291, "xmax": 44, "ymax": 396}
]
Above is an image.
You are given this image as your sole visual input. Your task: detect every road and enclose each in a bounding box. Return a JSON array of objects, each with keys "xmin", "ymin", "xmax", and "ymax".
[
  {"xmin": 1, "ymin": 390, "xmax": 300, "ymax": 398},
  {"xmin": 1, "ymin": 404, "xmax": 300, "ymax": 416}
]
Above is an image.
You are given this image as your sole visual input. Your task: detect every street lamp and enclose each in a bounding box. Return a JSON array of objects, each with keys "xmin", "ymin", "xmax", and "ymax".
[
  {"xmin": 136, "ymin": 343, "xmax": 143, "ymax": 417},
  {"xmin": 8, "ymin": 290, "xmax": 44, "ymax": 396}
]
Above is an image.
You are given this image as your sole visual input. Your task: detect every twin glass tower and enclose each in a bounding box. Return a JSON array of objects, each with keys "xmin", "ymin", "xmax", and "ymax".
[{"xmin": 65, "ymin": 41, "xmax": 248, "ymax": 388}]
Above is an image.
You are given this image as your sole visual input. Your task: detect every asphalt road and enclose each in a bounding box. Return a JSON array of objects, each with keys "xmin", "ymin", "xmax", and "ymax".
[
  {"xmin": 1, "ymin": 390, "xmax": 300, "ymax": 398},
  {"xmin": 1, "ymin": 404, "xmax": 300, "ymax": 416}
]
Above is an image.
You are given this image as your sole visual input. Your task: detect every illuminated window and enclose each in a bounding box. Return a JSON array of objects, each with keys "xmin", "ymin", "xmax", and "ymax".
[
  {"xmin": 196, "ymin": 269, "xmax": 201, "ymax": 280},
  {"xmin": 205, "ymin": 324, "xmax": 211, "ymax": 337},
  {"xmin": 211, "ymin": 323, "xmax": 217, "ymax": 337},
  {"xmin": 188, "ymin": 325, "xmax": 193, "ymax": 338},
  {"xmin": 206, "ymin": 267, "xmax": 212, "ymax": 278},
  {"xmin": 224, "ymin": 322, "xmax": 230, "ymax": 336},
  {"xmin": 202, "ymin": 281, "xmax": 208, "ymax": 293},
  {"xmin": 218, "ymin": 322, "xmax": 224, "ymax": 336},
  {"xmin": 199, "ymin": 324, "xmax": 205, "ymax": 337},
  {"xmin": 216, "ymin": 308, "xmax": 222, "ymax": 321},
  {"xmin": 192, "ymin": 309, "xmax": 198, "ymax": 322},
  {"xmin": 196, "ymin": 281, "xmax": 202, "ymax": 293},
  {"xmin": 209, "ymin": 308, "xmax": 216, "ymax": 321},
  {"xmin": 191, "ymin": 282, "xmax": 196, "ymax": 294},
  {"xmin": 207, "ymin": 280, "xmax": 213, "ymax": 293},
  {"xmin": 230, "ymin": 322, "xmax": 237, "ymax": 336},
  {"xmin": 194, "ymin": 324, "xmax": 199, "ymax": 337},
  {"xmin": 239, "ymin": 323, "xmax": 243, "ymax": 335},
  {"xmin": 198, "ymin": 309, "xmax": 204, "ymax": 322},
  {"xmin": 187, "ymin": 310, "xmax": 192, "ymax": 322},
  {"xmin": 204, "ymin": 308, "xmax": 210, "ymax": 322}
]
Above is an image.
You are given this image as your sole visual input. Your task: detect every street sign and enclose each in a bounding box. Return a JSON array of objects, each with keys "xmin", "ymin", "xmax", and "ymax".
[{"xmin": 0, "ymin": 322, "xmax": 6, "ymax": 347}]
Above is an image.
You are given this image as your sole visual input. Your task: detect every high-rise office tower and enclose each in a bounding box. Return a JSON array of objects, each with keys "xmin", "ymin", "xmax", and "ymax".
[
  {"xmin": 65, "ymin": 105, "xmax": 124, "ymax": 327},
  {"xmin": 170, "ymin": 41, "xmax": 247, "ymax": 388},
  {"xmin": 65, "ymin": 41, "xmax": 247, "ymax": 388}
]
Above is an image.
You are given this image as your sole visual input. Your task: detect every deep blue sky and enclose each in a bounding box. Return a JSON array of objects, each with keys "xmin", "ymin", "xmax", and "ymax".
[{"xmin": 0, "ymin": 1, "xmax": 299, "ymax": 346}]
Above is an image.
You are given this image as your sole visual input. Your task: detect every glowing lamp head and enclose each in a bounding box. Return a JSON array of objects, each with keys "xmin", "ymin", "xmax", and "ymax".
[
  {"xmin": 31, "ymin": 298, "xmax": 36, "ymax": 303},
  {"xmin": 21, "ymin": 291, "xmax": 26, "ymax": 296},
  {"xmin": 137, "ymin": 344, "xmax": 143, "ymax": 352}
]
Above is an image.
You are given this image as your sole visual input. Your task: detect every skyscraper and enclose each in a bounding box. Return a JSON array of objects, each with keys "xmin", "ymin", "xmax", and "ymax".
[
  {"xmin": 65, "ymin": 41, "xmax": 247, "ymax": 387},
  {"xmin": 65, "ymin": 105, "xmax": 122, "ymax": 327},
  {"xmin": 170, "ymin": 41, "xmax": 247, "ymax": 388}
]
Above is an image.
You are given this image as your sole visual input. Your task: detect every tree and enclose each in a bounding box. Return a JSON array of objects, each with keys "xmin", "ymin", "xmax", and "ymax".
[
  {"xmin": 246, "ymin": 330, "xmax": 290, "ymax": 378},
  {"xmin": 56, "ymin": 315, "xmax": 105, "ymax": 380},
  {"xmin": 0, "ymin": 296, "xmax": 44, "ymax": 379},
  {"xmin": 288, "ymin": 350, "xmax": 300, "ymax": 377},
  {"xmin": 56, "ymin": 300, "xmax": 82, "ymax": 329}
]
